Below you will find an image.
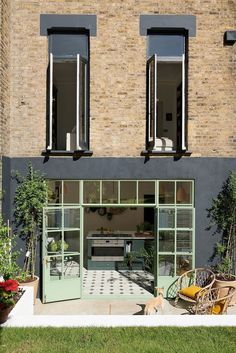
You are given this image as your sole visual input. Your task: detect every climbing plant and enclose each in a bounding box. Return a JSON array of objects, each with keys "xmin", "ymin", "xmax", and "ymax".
[
  {"xmin": 207, "ymin": 172, "xmax": 236, "ymax": 278},
  {"xmin": 14, "ymin": 164, "xmax": 48, "ymax": 279}
]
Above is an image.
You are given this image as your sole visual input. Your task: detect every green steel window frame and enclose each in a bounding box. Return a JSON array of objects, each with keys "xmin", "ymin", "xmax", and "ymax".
[
  {"xmin": 157, "ymin": 206, "xmax": 195, "ymax": 277},
  {"xmin": 47, "ymin": 179, "xmax": 194, "ymax": 206},
  {"xmin": 44, "ymin": 179, "xmax": 195, "ymax": 298}
]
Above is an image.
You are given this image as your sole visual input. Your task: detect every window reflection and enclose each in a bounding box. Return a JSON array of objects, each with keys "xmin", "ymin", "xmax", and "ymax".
[
  {"xmin": 159, "ymin": 255, "xmax": 174, "ymax": 276},
  {"xmin": 159, "ymin": 182, "xmax": 175, "ymax": 204},
  {"xmin": 177, "ymin": 231, "xmax": 192, "ymax": 252},
  {"xmin": 120, "ymin": 181, "xmax": 137, "ymax": 204},
  {"xmin": 83, "ymin": 181, "xmax": 100, "ymax": 204},
  {"xmin": 177, "ymin": 209, "xmax": 193, "ymax": 228},
  {"xmin": 102, "ymin": 181, "xmax": 118, "ymax": 204},
  {"xmin": 48, "ymin": 180, "xmax": 62, "ymax": 204},
  {"xmin": 64, "ymin": 181, "xmax": 80, "ymax": 204},
  {"xmin": 176, "ymin": 182, "xmax": 192, "ymax": 204},
  {"xmin": 176, "ymin": 255, "xmax": 192, "ymax": 275},
  {"xmin": 159, "ymin": 209, "xmax": 175, "ymax": 228},
  {"xmin": 159, "ymin": 231, "xmax": 175, "ymax": 252}
]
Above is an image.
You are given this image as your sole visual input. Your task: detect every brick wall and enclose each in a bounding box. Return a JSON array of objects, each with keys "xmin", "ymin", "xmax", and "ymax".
[
  {"xmin": 4, "ymin": 0, "xmax": 236, "ymax": 157},
  {"xmin": 0, "ymin": 0, "xmax": 11, "ymax": 204},
  {"xmin": 0, "ymin": 0, "xmax": 10, "ymax": 156}
]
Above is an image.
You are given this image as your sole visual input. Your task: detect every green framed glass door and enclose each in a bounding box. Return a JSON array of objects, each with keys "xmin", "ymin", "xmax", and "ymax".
[
  {"xmin": 156, "ymin": 205, "xmax": 194, "ymax": 297},
  {"xmin": 43, "ymin": 179, "xmax": 194, "ymax": 301},
  {"xmin": 42, "ymin": 206, "xmax": 82, "ymax": 303}
]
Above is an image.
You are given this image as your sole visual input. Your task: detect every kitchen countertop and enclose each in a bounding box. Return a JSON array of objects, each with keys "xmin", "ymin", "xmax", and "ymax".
[{"xmin": 87, "ymin": 231, "xmax": 154, "ymax": 240}]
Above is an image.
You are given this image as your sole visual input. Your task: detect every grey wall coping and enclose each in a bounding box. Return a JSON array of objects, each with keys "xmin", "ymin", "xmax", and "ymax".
[
  {"xmin": 140, "ymin": 15, "xmax": 196, "ymax": 37},
  {"xmin": 40, "ymin": 14, "xmax": 97, "ymax": 36}
]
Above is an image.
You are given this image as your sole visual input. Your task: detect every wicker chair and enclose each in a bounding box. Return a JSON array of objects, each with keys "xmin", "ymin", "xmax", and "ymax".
[
  {"xmin": 194, "ymin": 286, "xmax": 236, "ymax": 315},
  {"xmin": 175, "ymin": 268, "xmax": 215, "ymax": 307}
]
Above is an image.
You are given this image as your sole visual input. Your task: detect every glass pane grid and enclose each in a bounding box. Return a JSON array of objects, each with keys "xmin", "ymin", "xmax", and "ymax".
[
  {"xmin": 157, "ymin": 190, "xmax": 194, "ymax": 278},
  {"xmin": 47, "ymin": 180, "xmax": 194, "ymax": 206}
]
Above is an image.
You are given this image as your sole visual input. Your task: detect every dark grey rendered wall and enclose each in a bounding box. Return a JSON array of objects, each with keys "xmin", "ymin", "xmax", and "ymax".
[{"xmin": 2, "ymin": 156, "xmax": 236, "ymax": 296}]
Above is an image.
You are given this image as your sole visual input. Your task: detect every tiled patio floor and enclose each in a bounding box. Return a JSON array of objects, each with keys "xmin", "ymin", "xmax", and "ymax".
[{"xmin": 83, "ymin": 269, "xmax": 154, "ymax": 296}]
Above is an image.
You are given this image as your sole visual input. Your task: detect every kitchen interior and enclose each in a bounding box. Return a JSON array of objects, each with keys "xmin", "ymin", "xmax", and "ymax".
[{"xmin": 83, "ymin": 205, "xmax": 155, "ymax": 296}]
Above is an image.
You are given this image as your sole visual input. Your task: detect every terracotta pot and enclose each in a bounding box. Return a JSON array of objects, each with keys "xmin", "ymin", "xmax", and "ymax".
[
  {"xmin": 18, "ymin": 276, "xmax": 39, "ymax": 305},
  {"xmin": 0, "ymin": 306, "xmax": 13, "ymax": 325},
  {"xmin": 213, "ymin": 275, "xmax": 236, "ymax": 305}
]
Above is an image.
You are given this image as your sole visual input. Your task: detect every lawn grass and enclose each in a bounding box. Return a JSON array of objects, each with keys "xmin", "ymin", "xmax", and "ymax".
[{"xmin": 0, "ymin": 327, "xmax": 236, "ymax": 353}]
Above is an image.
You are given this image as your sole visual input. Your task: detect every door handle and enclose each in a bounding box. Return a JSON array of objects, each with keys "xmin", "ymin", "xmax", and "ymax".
[{"xmin": 44, "ymin": 258, "xmax": 50, "ymax": 267}]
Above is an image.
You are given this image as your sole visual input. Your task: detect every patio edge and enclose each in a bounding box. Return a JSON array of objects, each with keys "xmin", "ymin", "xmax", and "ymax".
[{"xmin": 2, "ymin": 315, "xmax": 236, "ymax": 327}]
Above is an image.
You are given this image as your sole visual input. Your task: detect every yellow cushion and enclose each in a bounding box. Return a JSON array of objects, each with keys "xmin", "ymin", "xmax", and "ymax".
[
  {"xmin": 179, "ymin": 285, "xmax": 202, "ymax": 299},
  {"xmin": 211, "ymin": 302, "xmax": 225, "ymax": 315}
]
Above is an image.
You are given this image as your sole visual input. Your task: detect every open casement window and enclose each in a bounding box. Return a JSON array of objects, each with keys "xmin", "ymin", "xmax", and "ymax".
[
  {"xmin": 147, "ymin": 34, "xmax": 186, "ymax": 152},
  {"xmin": 47, "ymin": 33, "xmax": 89, "ymax": 152},
  {"xmin": 47, "ymin": 54, "xmax": 88, "ymax": 151}
]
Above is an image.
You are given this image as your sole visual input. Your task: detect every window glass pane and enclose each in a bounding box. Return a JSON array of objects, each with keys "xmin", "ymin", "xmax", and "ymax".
[
  {"xmin": 177, "ymin": 231, "xmax": 192, "ymax": 252},
  {"xmin": 157, "ymin": 62, "xmax": 182, "ymax": 150},
  {"xmin": 159, "ymin": 231, "xmax": 175, "ymax": 252},
  {"xmin": 148, "ymin": 34, "xmax": 184, "ymax": 57},
  {"xmin": 48, "ymin": 181, "xmax": 62, "ymax": 204},
  {"xmin": 138, "ymin": 181, "xmax": 155, "ymax": 204},
  {"xmin": 49, "ymin": 255, "xmax": 63, "ymax": 280},
  {"xmin": 50, "ymin": 34, "xmax": 88, "ymax": 59},
  {"xmin": 159, "ymin": 255, "xmax": 174, "ymax": 276},
  {"xmin": 120, "ymin": 181, "xmax": 137, "ymax": 204},
  {"xmin": 64, "ymin": 254, "xmax": 80, "ymax": 279},
  {"xmin": 149, "ymin": 59, "xmax": 155, "ymax": 141},
  {"xmin": 83, "ymin": 181, "xmax": 100, "ymax": 204},
  {"xmin": 64, "ymin": 231, "xmax": 80, "ymax": 253},
  {"xmin": 159, "ymin": 182, "xmax": 175, "ymax": 204},
  {"xmin": 53, "ymin": 60, "xmax": 77, "ymax": 150},
  {"xmin": 46, "ymin": 209, "xmax": 62, "ymax": 229},
  {"xmin": 159, "ymin": 209, "xmax": 175, "ymax": 228},
  {"xmin": 46, "ymin": 231, "xmax": 62, "ymax": 254},
  {"xmin": 176, "ymin": 255, "xmax": 192, "ymax": 275},
  {"xmin": 79, "ymin": 60, "xmax": 87, "ymax": 149},
  {"xmin": 64, "ymin": 209, "xmax": 80, "ymax": 229},
  {"xmin": 177, "ymin": 209, "xmax": 193, "ymax": 228},
  {"xmin": 102, "ymin": 181, "xmax": 118, "ymax": 204},
  {"xmin": 63, "ymin": 181, "xmax": 80, "ymax": 204},
  {"xmin": 176, "ymin": 181, "xmax": 192, "ymax": 204}
]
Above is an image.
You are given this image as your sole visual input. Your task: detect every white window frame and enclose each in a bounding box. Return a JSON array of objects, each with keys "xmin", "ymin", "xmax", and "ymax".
[
  {"xmin": 76, "ymin": 54, "xmax": 80, "ymax": 150},
  {"xmin": 47, "ymin": 52, "xmax": 53, "ymax": 150},
  {"xmin": 147, "ymin": 41, "xmax": 186, "ymax": 151},
  {"xmin": 181, "ymin": 53, "xmax": 186, "ymax": 150},
  {"xmin": 47, "ymin": 53, "xmax": 88, "ymax": 151},
  {"xmin": 147, "ymin": 54, "xmax": 158, "ymax": 148}
]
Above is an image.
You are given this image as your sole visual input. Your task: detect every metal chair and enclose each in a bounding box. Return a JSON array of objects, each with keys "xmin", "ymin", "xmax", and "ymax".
[
  {"xmin": 195, "ymin": 286, "xmax": 236, "ymax": 315},
  {"xmin": 175, "ymin": 268, "xmax": 215, "ymax": 307}
]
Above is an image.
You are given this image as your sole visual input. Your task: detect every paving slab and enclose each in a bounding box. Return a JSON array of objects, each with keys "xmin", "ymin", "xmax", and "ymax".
[{"xmin": 34, "ymin": 298, "xmax": 187, "ymax": 315}]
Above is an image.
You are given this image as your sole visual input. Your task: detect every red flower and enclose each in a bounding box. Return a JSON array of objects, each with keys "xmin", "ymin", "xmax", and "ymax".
[{"xmin": 0, "ymin": 279, "xmax": 19, "ymax": 292}]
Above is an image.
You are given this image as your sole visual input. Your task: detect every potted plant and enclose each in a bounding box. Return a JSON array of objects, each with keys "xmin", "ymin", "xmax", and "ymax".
[
  {"xmin": 125, "ymin": 251, "xmax": 139, "ymax": 270},
  {"xmin": 139, "ymin": 244, "xmax": 155, "ymax": 274},
  {"xmin": 13, "ymin": 164, "xmax": 48, "ymax": 304},
  {"xmin": 0, "ymin": 217, "xmax": 20, "ymax": 280},
  {"xmin": 207, "ymin": 171, "xmax": 236, "ymax": 303},
  {"xmin": 0, "ymin": 279, "xmax": 19, "ymax": 324}
]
